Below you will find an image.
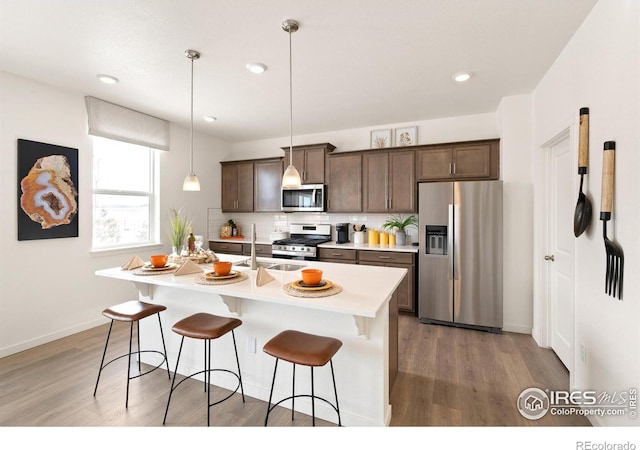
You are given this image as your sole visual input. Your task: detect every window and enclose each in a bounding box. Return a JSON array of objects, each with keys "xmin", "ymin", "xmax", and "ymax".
[{"xmin": 92, "ymin": 137, "xmax": 158, "ymax": 250}]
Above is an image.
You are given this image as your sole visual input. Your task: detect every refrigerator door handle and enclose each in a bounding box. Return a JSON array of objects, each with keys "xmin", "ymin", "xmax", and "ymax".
[
  {"xmin": 454, "ymin": 204, "xmax": 460, "ymax": 280},
  {"xmin": 448, "ymin": 204, "xmax": 454, "ymax": 280}
]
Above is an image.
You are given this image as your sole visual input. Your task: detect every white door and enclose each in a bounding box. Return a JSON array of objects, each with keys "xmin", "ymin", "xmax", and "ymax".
[{"xmin": 547, "ymin": 134, "xmax": 575, "ymax": 371}]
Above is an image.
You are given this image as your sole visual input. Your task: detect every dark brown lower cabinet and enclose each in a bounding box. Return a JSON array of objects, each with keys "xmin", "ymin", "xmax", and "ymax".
[
  {"xmin": 209, "ymin": 241, "xmax": 244, "ymax": 255},
  {"xmin": 242, "ymin": 243, "xmax": 272, "ymax": 257},
  {"xmin": 358, "ymin": 251, "xmax": 415, "ymax": 314},
  {"xmin": 318, "ymin": 248, "xmax": 416, "ymax": 314}
]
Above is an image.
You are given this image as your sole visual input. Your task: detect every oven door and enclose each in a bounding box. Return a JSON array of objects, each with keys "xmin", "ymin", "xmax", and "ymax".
[{"xmin": 271, "ymin": 250, "xmax": 318, "ymax": 261}]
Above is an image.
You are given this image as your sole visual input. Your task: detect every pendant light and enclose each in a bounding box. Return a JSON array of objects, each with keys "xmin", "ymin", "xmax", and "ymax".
[
  {"xmin": 183, "ymin": 49, "xmax": 201, "ymax": 191},
  {"xmin": 281, "ymin": 19, "xmax": 302, "ymax": 188}
]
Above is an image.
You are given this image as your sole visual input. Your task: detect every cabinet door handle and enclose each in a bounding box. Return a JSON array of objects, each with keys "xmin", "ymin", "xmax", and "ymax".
[
  {"xmin": 378, "ymin": 255, "xmax": 391, "ymax": 259},
  {"xmin": 448, "ymin": 163, "xmax": 452, "ymax": 175},
  {"xmin": 389, "ymin": 198, "xmax": 392, "ymax": 209},
  {"xmin": 331, "ymin": 253, "xmax": 343, "ymax": 256},
  {"xmin": 452, "ymin": 163, "xmax": 456, "ymax": 174}
]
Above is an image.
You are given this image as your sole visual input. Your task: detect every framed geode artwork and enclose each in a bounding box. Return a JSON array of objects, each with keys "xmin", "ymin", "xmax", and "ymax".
[{"xmin": 17, "ymin": 139, "xmax": 79, "ymax": 241}]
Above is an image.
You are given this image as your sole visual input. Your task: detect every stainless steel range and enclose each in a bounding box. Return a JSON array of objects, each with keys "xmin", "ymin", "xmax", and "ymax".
[{"xmin": 271, "ymin": 223, "xmax": 332, "ymax": 260}]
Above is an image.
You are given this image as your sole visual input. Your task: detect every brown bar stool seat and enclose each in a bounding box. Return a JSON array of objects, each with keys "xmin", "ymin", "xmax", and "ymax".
[
  {"xmin": 263, "ymin": 329, "xmax": 342, "ymax": 426},
  {"xmin": 93, "ymin": 300, "xmax": 171, "ymax": 408},
  {"xmin": 163, "ymin": 313, "xmax": 245, "ymax": 426}
]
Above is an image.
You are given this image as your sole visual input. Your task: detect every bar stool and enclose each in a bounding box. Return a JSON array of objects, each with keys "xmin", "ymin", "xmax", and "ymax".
[
  {"xmin": 263, "ymin": 329, "xmax": 342, "ymax": 426},
  {"xmin": 163, "ymin": 313, "xmax": 245, "ymax": 426},
  {"xmin": 93, "ymin": 300, "xmax": 170, "ymax": 408}
]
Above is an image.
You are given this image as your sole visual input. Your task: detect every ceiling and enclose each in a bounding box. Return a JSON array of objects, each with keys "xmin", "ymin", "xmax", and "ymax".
[{"xmin": 0, "ymin": 0, "xmax": 598, "ymax": 143}]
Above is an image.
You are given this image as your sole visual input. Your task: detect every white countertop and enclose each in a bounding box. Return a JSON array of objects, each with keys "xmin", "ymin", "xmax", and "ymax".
[
  {"xmin": 209, "ymin": 238, "xmax": 273, "ymax": 245},
  {"xmin": 319, "ymin": 241, "xmax": 419, "ymax": 253},
  {"xmin": 95, "ymin": 254, "xmax": 407, "ymax": 318}
]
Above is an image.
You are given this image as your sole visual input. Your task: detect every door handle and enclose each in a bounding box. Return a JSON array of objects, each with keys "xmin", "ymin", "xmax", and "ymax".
[{"xmin": 544, "ymin": 255, "xmax": 555, "ymax": 261}]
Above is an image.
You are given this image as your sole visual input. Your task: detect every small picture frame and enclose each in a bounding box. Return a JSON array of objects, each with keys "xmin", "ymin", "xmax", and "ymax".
[
  {"xmin": 370, "ymin": 129, "xmax": 392, "ymax": 149},
  {"xmin": 395, "ymin": 126, "xmax": 418, "ymax": 146}
]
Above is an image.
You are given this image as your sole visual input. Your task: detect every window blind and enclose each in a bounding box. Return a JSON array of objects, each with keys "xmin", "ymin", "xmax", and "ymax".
[{"xmin": 85, "ymin": 96, "xmax": 170, "ymax": 151}]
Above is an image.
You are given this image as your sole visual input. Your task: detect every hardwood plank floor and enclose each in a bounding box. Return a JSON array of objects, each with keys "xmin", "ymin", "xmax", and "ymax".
[{"xmin": 0, "ymin": 314, "xmax": 590, "ymax": 428}]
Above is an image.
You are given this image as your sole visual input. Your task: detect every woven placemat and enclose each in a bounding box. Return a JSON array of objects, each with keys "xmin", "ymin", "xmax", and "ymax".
[
  {"xmin": 195, "ymin": 272, "xmax": 248, "ymax": 286},
  {"xmin": 132, "ymin": 266, "xmax": 178, "ymax": 276},
  {"xmin": 282, "ymin": 281, "xmax": 342, "ymax": 298}
]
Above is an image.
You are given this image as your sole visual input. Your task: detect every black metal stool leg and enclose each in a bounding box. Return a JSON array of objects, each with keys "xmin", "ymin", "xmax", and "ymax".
[
  {"xmin": 157, "ymin": 313, "xmax": 171, "ymax": 379},
  {"xmin": 203, "ymin": 340, "xmax": 208, "ymax": 393},
  {"xmin": 93, "ymin": 320, "xmax": 114, "ymax": 396},
  {"xmin": 264, "ymin": 358, "xmax": 279, "ymax": 426},
  {"xmin": 207, "ymin": 339, "xmax": 212, "ymax": 426},
  {"xmin": 311, "ymin": 366, "xmax": 315, "ymax": 426},
  {"xmin": 163, "ymin": 336, "xmax": 185, "ymax": 425},
  {"xmin": 136, "ymin": 320, "xmax": 141, "ymax": 372},
  {"xmin": 230, "ymin": 330, "xmax": 245, "ymax": 401},
  {"xmin": 330, "ymin": 359, "xmax": 341, "ymax": 426},
  {"xmin": 291, "ymin": 363, "xmax": 296, "ymax": 421},
  {"xmin": 125, "ymin": 321, "xmax": 134, "ymax": 408}
]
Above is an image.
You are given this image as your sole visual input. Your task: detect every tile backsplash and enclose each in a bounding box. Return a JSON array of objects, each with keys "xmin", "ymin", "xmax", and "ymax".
[{"xmin": 207, "ymin": 209, "xmax": 418, "ymax": 243}]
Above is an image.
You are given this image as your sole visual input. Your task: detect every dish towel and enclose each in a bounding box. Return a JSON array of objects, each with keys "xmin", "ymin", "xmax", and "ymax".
[
  {"xmin": 121, "ymin": 255, "xmax": 145, "ymax": 270},
  {"xmin": 173, "ymin": 259, "xmax": 204, "ymax": 276},
  {"xmin": 256, "ymin": 266, "xmax": 275, "ymax": 287}
]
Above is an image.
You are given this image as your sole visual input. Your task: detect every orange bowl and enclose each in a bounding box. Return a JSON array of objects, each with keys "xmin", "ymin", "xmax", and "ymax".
[
  {"xmin": 301, "ymin": 268, "xmax": 323, "ymax": 286},
  {"xmin": 149, "ymin": 254, "xmax": 168, "ymax": 268},
  {"xmin": 214, "ymin": 261, "xmax": 232, "ymax": 276}
]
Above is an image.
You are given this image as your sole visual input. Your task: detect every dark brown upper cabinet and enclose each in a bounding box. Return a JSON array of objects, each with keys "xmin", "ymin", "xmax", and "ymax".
[
  {"xmin": 254, "ymin": 158, "xmax": 283, "ymax": 212},
  {"xmin": 221, "ymin": 161, "xmax": 254, "ymax": 212},
  {"xmin": 363, "ymin": 149, "xmax": 415, "ymax": 213},
  {"xmin": 281, "ymin": 143, "xmax": 335, "ymax": 184},
  {"xmin": 326, "ymin": 152, "xmax": 362, "ymax": 212},
  {"xmin": 416, "ymin": 139, "xmax": 499, "ymax": 182}
]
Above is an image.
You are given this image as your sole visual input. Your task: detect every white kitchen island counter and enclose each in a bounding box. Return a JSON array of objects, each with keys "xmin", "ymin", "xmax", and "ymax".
[{"xmin": 95, "ymin": 254, "xmax": 406, "ymax": 427}]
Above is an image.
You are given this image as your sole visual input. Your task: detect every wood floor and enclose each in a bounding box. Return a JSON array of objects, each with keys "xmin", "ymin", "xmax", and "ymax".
[{"xmin": 0, "ymin": 314, "xmax": 590, "ymax": 427}]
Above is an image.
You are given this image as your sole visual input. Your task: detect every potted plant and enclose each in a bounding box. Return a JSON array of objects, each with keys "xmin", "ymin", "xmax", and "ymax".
[
  {"xmin": 168, "ymin": 207, "xmax": 191, "ymax": 255},
  {"xmin": 382, "ymin": 214, "xmax": 418, "ymax": 245}
]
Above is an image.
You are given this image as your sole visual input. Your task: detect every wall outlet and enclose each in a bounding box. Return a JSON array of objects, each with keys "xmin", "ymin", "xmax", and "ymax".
[
  {"xmin": 580, "ymin": 344, "xmax": 587, "ymax": 364},
  {"xmin": 247, "ymin": 336, "xmax": 257, "ymax": 354}
]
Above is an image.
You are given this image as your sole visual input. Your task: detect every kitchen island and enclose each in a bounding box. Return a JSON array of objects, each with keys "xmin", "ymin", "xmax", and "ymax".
[{"xmin": 95, "ymin": 254, "xmax": 406, "ymax": 427}]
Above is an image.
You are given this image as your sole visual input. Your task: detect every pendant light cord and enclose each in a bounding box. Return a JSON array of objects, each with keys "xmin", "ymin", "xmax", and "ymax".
[
  {"xmin": 288, "ymin": 27, "xmax": 293, "ymax": 167},
  {"xmin": 190, "ymin": 56, "xmax": 194, "ymax": 175}
]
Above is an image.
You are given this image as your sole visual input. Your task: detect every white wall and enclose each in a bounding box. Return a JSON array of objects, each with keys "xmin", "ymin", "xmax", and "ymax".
[
  {"xmin": 228, "ymin": 113, "xmax": 498, "ymax": 159},
  {"xmin": 531, "ymin": 0, "xmax": 639, "ymax": 426},
  {"xmin": 0, "ymin": 72, "xmax": 230, "ymax": 357},
  {"xmin": 496, "ymin": 95, "xmax": 534, "ymax": 333}
]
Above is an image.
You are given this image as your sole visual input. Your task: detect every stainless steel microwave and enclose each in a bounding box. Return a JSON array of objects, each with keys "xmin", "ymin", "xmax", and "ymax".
[{"xmin": 281, "ymin": 184, "xmax": 326, "ymax": 212}]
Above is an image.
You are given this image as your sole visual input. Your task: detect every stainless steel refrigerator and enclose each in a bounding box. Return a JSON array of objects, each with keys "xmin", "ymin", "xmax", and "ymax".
[{"xmin": 418, "ymin": 181, "xmax": 503, "ymax": 332}]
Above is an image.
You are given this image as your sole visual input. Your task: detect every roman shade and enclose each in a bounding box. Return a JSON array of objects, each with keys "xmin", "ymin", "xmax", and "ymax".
[{"xmin": 85, "ymin": 96, "xmax": 170, "ymax": 151}]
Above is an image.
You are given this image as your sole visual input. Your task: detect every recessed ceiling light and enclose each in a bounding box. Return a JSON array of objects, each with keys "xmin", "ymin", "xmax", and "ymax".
[
  {"xmin": 204, "ymin": 116, "xmax": 217, "ymax": 122},
  {"xmin": 246, "ymin": 62, "xmax": 267, "ymax": 74},
  {"xmin": 452, "ymin": 72, "xmax": 472, "ymax": 82},
  {"xmin": 96, "ymin": 74, "xmax": 119, "ymax": 84}
]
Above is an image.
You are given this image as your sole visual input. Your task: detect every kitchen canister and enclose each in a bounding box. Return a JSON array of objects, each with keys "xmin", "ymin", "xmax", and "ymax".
[
  {"xmin": 368, "ymin": 229, "xmax": 379, "ymax": 244},
  {"xmin": 380, "ymin": 231, "xmax": 389, "ymax": 245},
  {"xmin": 389, "ymin": 233, "xmax": 396, "ymax": 246},
  {"xmin": 353, "ymin": 231, "xmax": 364, "ymax": 244}
]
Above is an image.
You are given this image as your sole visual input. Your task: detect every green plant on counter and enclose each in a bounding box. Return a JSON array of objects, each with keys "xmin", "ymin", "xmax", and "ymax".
[
  {"xmin": 382, "ymin": 214, "xmax": 418, "ymax": 232},
  {"xmin": 168, "ymin": 207, "xmax": 191, "ymax": 250}
]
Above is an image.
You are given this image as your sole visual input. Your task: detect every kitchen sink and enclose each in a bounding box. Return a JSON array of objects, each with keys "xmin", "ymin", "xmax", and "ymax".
[
  {"xmin": 267, "ymin": 263, "xmax": 306, "ymax": 271},
  {"xmin": 232, "ymin": 261, "xmax": 273, "ymax": 269},
  {"xmin": 232, "ymin": 260, "xmax": 306, "ymax": 271}
]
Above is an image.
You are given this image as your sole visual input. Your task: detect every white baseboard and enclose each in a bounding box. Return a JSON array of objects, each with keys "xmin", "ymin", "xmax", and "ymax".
[{"xmin": 0, "ymin": 317, "xmax": 107, "ymax": 358}]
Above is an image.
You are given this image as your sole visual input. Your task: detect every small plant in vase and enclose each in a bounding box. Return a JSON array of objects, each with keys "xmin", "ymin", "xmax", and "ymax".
[
  {"xmin": 168, "ymin": 207, "xmax": 191, "ymax": 256},
  {"xmin": 382, "ymin": 214, "xmax": 418, "ymax": 245}
]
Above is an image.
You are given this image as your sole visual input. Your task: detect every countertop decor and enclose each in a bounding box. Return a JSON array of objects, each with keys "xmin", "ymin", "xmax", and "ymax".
[{"xmin": 168, "ymin": 207, "xmax": 190, "ymax": 255}]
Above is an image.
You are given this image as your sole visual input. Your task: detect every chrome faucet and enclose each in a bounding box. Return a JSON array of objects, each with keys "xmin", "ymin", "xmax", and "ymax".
[{"xmin": 250, "ymin": 223, "xmax": 257, "ymax": 270}]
